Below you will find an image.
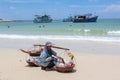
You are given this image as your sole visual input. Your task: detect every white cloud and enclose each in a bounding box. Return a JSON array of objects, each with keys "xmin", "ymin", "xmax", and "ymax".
[
  {"xmin": 103, "ymin": 4, "xmax": 120, "ymax": 13},
  {"xmin": 98, "ymin": 4, "xmax": 120, "ymax": 18},
  {"xmin": 69, "ymin": 5, "xmax": 82, "ymax": 8},
  {"xmin": 69, "ymin": 5, "xmax": 105, "ymax": 8},
  {"xmin": 9, "ymin": 6, "xmax": 16, "ymax": 10},
  {"xmin": 7, "ymin": 0, "xmax": 46, "ymax": 3},
  {"xmin": 88, "ymin": 0, "xmax": 97, "ymax": 2}
]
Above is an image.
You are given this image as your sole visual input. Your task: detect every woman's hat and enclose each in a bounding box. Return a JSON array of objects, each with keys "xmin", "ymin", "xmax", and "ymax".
[{"xmin": 45, "ymin": 41, "xmax": 54, "ymax": 46}]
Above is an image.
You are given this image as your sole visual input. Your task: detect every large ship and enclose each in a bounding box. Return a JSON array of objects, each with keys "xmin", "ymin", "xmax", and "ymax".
[
  {"xmin": 33, "ymin": 14, "xmax": 52, "ymax": 23},
  {"xmin": 73, "ymin": 13, "xmax": 98, "ymax": 23}
]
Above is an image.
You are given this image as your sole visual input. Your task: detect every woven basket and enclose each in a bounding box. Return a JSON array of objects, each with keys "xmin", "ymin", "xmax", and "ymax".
[
  {"xmin": 26, "ymin": 60, "xmax": 39, "ymax": 67},
  {"xmin": 56, "ymin": 65, "xmax": 75, "ymax": 72}
]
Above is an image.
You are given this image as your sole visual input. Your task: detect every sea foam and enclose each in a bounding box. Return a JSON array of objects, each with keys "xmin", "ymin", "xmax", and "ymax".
[
  {"xmin": 0, "ymin": 34, "xmax": 120, "ymax": 42},
  {"xmin": 108, "ymin": 31, "xmax": 120, "ymax": 35}
]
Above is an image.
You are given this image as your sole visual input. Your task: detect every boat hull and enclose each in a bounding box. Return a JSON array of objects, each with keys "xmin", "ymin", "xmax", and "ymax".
[
  {"xmin": 73, "ymin": 16, "xmax": 98, "ymax": 23},
  {"xmin": 33, "ymin": 19, "xmax": 52, "ymax": 23}
]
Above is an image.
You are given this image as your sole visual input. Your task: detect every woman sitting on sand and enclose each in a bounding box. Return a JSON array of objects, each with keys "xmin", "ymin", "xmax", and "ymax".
[
  {"xmin": 20, "ymin": 41, "xmax": 61, "ymax": 70},
  {"xmin": 39, "ymin": 41, "xmax": 61, "ymax": 71}
]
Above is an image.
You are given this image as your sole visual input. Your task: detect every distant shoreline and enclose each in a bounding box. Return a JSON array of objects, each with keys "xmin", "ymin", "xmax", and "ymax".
[{"xmin": 0, "ymin": 20, "xmax": 31, "ymax": 22}]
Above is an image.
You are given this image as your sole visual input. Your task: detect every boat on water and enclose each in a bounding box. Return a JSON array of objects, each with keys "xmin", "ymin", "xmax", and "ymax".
[
  {"xmin": 73, "ymin": 13, "xmax": 98, "ymax": 23},
  {"xmin": 33, "ymin": 14, "xmax": 52, "ymax": 23}
]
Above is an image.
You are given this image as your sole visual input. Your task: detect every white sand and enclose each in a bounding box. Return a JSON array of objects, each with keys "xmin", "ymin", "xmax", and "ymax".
[{"xmin": 0, "ymin": 39, "xmax": 120, "ymax": 80}]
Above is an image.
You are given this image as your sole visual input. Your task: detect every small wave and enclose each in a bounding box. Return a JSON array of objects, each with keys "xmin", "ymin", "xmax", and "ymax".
[
  {"xmin": 108, "ymin": 31, "xmax": 120, "ymax": 35},
  {"xmin": 0, "ymin": 34, "xmax": 40, "ymax": 39},
  {"xmin": 0, "ymin": 34, "xmax": 120, "ymax": 42},
  {"xmin": 84, "ymin": 29, "xmax": 90, "ymax": 32}
]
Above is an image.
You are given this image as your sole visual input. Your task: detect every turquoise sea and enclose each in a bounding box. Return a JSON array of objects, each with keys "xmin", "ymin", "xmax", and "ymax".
[{"xmin": 0, "ymin": 19, "xmax": 120, "ymax": 42}]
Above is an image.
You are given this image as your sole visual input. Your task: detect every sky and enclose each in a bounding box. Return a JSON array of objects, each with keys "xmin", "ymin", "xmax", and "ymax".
[{"xmin": 0, "ymin": 0, "xmax": 120, "ymax": 20}]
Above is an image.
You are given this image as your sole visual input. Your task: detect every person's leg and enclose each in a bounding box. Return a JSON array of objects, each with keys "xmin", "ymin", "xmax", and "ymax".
[{"xmin": 46, "ymin": 61, "xmax": 55, "ymax": 69}]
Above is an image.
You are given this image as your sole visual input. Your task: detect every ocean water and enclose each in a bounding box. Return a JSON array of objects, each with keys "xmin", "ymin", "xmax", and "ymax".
[{"xmin": 0, "ymin": 19, "xmax": 120, "ymax": 42}]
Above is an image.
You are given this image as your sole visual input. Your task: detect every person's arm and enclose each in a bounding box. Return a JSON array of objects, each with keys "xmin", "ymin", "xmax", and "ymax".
[
  {"xmin": 51, "ymin": 49, "xmax": 63, "ymax": 60},
  {"xmin": 51, "ymin": 49, "xmax": 57, "ymax": 56},
  {"xmin": 45, "ymin": 57, "xmax": 53, "ymax": 62},
  {"xmin": 42, "ymin": 49, "xmax": 53, "ymax": 62}
]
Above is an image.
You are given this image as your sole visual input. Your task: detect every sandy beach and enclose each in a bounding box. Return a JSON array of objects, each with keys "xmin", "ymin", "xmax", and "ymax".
[{"xmin": 0, "ymin": 39, "xmax": 120, "ymax": 80}]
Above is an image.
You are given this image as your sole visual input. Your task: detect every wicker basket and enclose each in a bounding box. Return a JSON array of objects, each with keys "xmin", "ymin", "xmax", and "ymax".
[
  {"xmin": 56, "ymin": 65, "xmax": 75, "ymax": 72},
  {"xmin": 26, "ymin": 60, "xmax": 39, "ymax": 67}
]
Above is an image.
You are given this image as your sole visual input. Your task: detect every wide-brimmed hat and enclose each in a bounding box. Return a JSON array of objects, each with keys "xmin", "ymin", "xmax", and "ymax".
[{"xmin": 45, "ymin": 41, "xmax": 54, "ymax": 46}]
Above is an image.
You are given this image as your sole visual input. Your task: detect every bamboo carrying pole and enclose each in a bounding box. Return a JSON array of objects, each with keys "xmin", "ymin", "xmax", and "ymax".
[{"xmin": 33, "ymin": 44, "xmax": 69, "ymax": 50}]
